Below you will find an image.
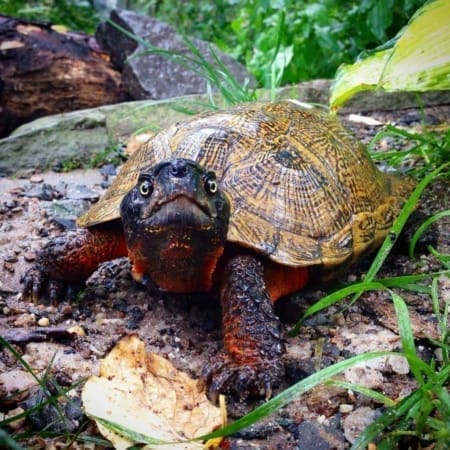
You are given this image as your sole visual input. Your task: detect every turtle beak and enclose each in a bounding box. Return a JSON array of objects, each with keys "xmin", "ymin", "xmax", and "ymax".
[
  {"xmin": 138, "ymin": 159, "xmax": 218, "ymax": 225},
  {"xmin": 146, "ymin": 195, "xmax": 214, "ymax": 228}
]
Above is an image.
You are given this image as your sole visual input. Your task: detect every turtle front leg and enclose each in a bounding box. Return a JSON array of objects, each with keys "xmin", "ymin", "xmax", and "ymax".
[
  {"xmin": 203, "ymin": 254, "xmax": 285, "ymax": 402},
  {"xmin": 22, "ymin": 225, "xmax": 127, "ymax": 303}
]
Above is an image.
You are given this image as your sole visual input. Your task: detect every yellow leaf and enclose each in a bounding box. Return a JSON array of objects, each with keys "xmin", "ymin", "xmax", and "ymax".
[
  {"xmin": 380, "ymin": 0, "xmax": 450, "ymax": 90},
  {"xmin": 82, "ymin": 335, "xmax": 223, "ymax": 449},
  {"xmin": 51, "ymin": 25, "xmax": 69, "ymax": 33},
  {"xmin": 330, "ymin": 0, "xmax": 450, "ymax": 110}
]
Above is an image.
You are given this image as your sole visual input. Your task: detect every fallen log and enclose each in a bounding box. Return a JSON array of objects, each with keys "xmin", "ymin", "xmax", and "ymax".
[{"xmin": 0, "ymin": 15, "xmax": 125, "ymax": 137}]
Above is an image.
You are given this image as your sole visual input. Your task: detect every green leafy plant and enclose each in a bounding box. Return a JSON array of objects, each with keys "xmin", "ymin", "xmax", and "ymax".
[
  {"xmin": 0, "ymin": 0, "xmax": 100, "ymax": 33},
  {"xmin": 138, "ymin": 0, "xmax": 427, "ymax": 86},
  {"xmin": 89, "ymin": 142, "xmax": 127, "ymax": 168}
]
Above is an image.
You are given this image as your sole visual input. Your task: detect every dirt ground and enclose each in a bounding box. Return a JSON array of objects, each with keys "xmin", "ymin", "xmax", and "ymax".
[{"xmin": 0, "ymin": 106, "xmax": 449, "ymax": 449}]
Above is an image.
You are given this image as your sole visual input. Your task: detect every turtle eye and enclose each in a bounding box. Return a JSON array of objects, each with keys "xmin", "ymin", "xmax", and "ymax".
[
  {"xmin": 204, "ymin": 173, "xmax": 218, "ymax": 195},
  {"xmin": 138, "ymin": 178, "xmax": 153, "ymax": 197}
]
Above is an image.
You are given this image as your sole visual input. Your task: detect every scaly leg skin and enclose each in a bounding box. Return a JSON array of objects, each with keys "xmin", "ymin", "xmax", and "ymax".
[
  {"xmin": 21, "ymin": 225, "xmax": 127, "ymax": 303},
  {"xmin": 203, "ymin": 255, "xmax": 285, "ymax": 403}
]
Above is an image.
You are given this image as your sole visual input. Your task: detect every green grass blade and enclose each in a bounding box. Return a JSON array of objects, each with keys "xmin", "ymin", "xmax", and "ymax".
[
  {"xmin": 391, "ymin": 292, "xmax": 431, "ymax": 384},
  {"xmin": 83, "ymin": 352, "xmax": 397, "ymax": 446},
  {"xmin": 289, "ymin": 281, "xmax": 386, "ymax": 335},
  {"xmin": 0, "ymin": 428, "xmax": 25, "ymax": 450},
  {"xmin": 92, "ymin": 416, "xmax": 171, "ymax": 445},
  {"xmin": 434, "ymin": 384, "xmax": 450, "ymax": 417},
  {"xmin": 409, "ymin": 210, "xmax": 450, "ymax": 258},
  {"xmin": 325, "ymin": 380, "xmax": 396, "ymax": 407},
  {"xmin": 291, "ymin": 270, "xmax": 449, "ymax": 336}
]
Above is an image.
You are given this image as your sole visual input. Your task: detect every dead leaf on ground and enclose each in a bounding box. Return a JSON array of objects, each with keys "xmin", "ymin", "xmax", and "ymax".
[{"xmin": 82, "ymin": 334, "xmax": 223, "ymax": 449}]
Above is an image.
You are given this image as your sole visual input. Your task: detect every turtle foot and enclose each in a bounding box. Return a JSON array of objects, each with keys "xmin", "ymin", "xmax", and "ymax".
[
  {"xmin": 203, "ymin": 351, "xmax": 284, "ymax": 404},
  {"xmin": 21, "ymin": 266, "xmax": 81, "ymax": 304}
]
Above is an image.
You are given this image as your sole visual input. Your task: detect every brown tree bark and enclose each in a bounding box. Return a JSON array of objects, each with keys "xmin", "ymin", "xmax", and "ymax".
[{"xmin": 0, "ymin": 15, "xmax": 125, "ymax": 137}]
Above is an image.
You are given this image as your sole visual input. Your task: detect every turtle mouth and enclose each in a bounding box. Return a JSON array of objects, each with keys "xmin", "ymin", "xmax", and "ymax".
[{"xmin": 145, "ymin": 195, "xmax": 213, "ymax": 228}]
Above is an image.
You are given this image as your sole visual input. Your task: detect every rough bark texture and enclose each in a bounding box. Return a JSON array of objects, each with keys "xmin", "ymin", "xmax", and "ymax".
[{"xmin": 0, "ymin": 15, "xmax": 125, "ymax": 137}]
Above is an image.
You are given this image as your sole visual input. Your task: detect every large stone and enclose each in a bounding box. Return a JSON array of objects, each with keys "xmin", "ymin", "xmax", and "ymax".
[
  {"xmin": 0, "ymin": 97, "xmax": 208, "ymax": 175},
  {"xmin": 96, "ymin": 9, "xmax": 255, "ymax": 100}
]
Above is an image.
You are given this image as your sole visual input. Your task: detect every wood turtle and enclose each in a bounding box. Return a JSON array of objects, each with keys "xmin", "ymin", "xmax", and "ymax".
[{"xmin": 22, "ymin": 101, "xmax": 415, "ymax": 400}]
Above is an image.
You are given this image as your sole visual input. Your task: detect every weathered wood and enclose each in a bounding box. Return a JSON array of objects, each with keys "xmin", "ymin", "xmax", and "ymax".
[{"xmin": 0, "ymin": 15, "xmax": 125, "ymax": 137}]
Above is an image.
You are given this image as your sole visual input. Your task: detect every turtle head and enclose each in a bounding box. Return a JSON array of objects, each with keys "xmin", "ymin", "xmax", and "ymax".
[{"xmin": 120, "ymin": 158, "xmax": 230, "ymax": 293}]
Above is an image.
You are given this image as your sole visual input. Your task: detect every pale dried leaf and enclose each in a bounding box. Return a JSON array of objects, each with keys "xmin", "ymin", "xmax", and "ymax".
[{"xmin": 82, "ymin": 334, "xmax": 222, "ymax": 449}]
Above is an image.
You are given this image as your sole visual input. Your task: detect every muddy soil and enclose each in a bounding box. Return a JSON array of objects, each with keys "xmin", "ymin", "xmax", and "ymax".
[{"xmin": 0, "ymin": 106, "xmax": 449, "ymax": 449}]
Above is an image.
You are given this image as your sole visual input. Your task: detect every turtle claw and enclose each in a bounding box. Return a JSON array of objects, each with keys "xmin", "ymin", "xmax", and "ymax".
[
  {"xmin": 21, "ymin": 266, "xmax": 72, "ymax": 304},
  {"xmin": 203, "ymin": 351, "xmax": 284, "ymax": 403},
  {"xmin": 21, "ymin": 266, "xmax": 45, "ymax": 303}
]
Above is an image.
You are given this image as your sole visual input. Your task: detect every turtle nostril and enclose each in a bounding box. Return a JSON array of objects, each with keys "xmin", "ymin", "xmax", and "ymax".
[{"xmin": 170, "ymin": 161, "xmax": 189, "ymax": 177}]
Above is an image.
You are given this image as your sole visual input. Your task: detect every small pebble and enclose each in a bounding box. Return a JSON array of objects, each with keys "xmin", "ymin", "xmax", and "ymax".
[
  {"xmin": 67, "ymin": 326, "xmax": 85, "ymax": 337},
  {"xmin": 343, "ymin": 407, "xmax": 379, "ymax": 443},
  {"xmin": 4, "ymin": 254, "xmax": 18, "ymax": 263},
  {"xmin": 5, "ymin": 407, "xmax": 26, "ymax": 430},
  {"xmin": 60, "ymin": 305, "xmax": 73, "ymax": 315},
  {"xmin": 0, "ymin": 370, "xmax": 37, "ymax": 405},
  {"xmin": 23, "ymin": 252, "xmax": 36, "ymax": 262},
  {"xmin": 48, "ymin": 306, "xmax": 59, "ymax": 314},
  {"xmin": 38, "ymin": 317, "xmax": 50, "ymax": 327},
  {"xmin": 339, "ymin": 404, "xmax": 354, "ymax": 413},
  {"xmin": 30, "ymin": 175, "xmax": 44, "ymax": 183},
  {"xmin": 3, "ymin": 262, "xmax": 15, "ymax": 273},
  {"xmin": 13, "ymin": 313, "xmax": 36, "ymax": 327},
  {"xmin": 387, "ymin": 355, "xmax": 410, "ymax": 375},
  {"xmin": 434, "ymin": 348, "xmax": 443, "ymax": 362}
]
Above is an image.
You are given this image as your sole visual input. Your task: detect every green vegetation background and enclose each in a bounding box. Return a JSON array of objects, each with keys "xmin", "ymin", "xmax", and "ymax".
[{"xmin": 1, "ymin": 0, "xmax": 427, "ymax": 86}]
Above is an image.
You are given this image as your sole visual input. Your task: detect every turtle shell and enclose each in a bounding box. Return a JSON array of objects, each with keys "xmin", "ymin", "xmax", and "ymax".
[{"xmin": 78, "ymin": 101, "xmax": 414, "ymax": 268}]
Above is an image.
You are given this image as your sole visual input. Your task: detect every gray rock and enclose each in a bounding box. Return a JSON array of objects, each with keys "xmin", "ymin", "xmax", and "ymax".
[
  {"xmin": 291, "ymin": 420, "xmax": 346, "ymax": 450},
  {"xmin": 0, "ymin": 111, "xmax": 109, "ymax": 176},
  {"xmin": 65, "ymin": 184, "xmax": 99, "ymax": 201},
  {"xmin": 0, "ymin": 97, "xmax": 207, "ymax": 175},
  {"xmin": 21, "ymin": 183, "xmax": 61, "ymax": 201},
  {"xmin": 96, "ymin": 9, "xmax": 255, "ymax": 100},
  {"xmin": 45, "ymin": 199, "xmax": 92, "ymax": 229},
  {"xmin": 343, "ymin": 407, "xmax": 380, "ymax": 444}
]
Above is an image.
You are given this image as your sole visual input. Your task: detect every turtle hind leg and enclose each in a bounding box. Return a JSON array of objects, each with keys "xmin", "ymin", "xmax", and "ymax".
[
  {"xmin": 203, "ymin": 254, "xmax": 285, "ymax": 403},
  {"xmin": 22, "ymin": 223, "xmax": 127, "ymax": 303}
]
